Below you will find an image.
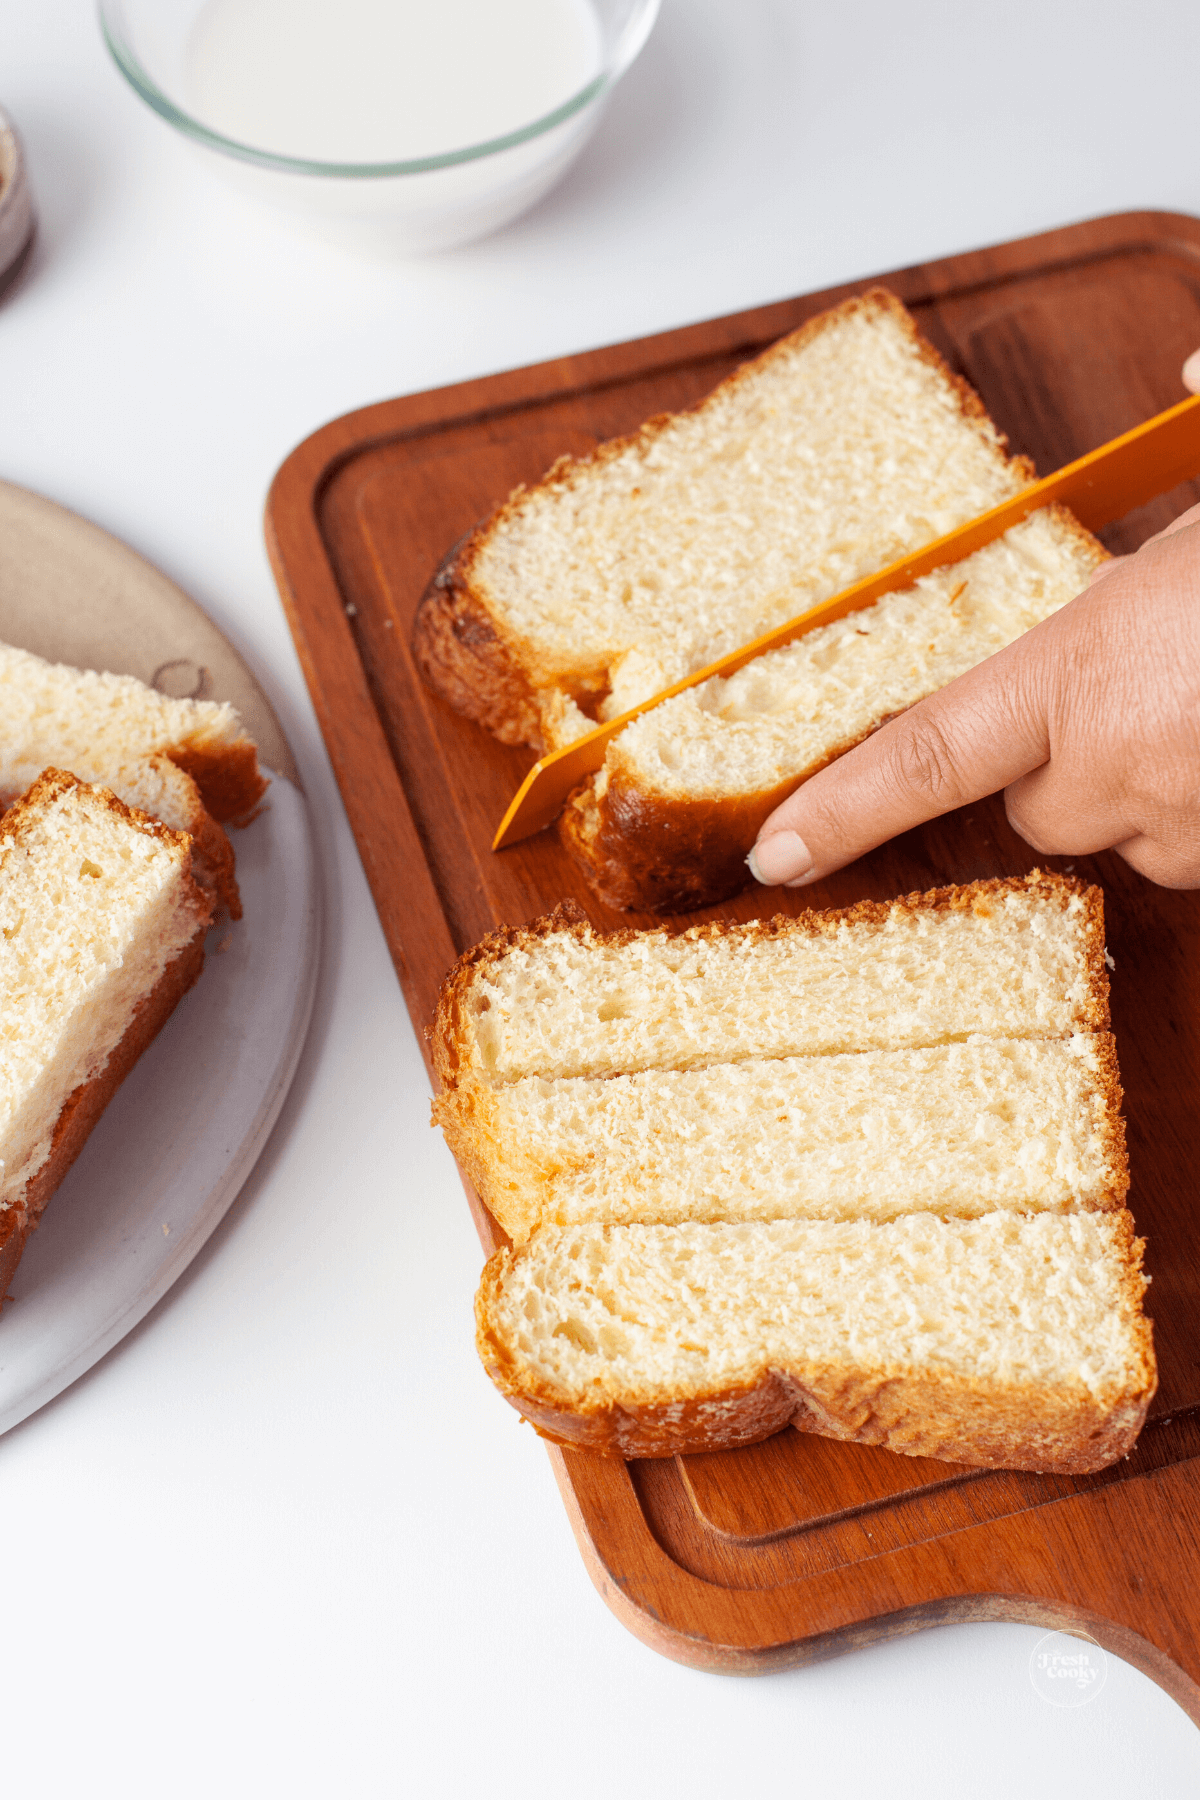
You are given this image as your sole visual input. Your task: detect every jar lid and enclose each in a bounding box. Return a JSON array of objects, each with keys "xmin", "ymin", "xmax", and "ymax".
[{"xmin": 0, "ymin": 105, "xmax": 35, "ymax": 297}]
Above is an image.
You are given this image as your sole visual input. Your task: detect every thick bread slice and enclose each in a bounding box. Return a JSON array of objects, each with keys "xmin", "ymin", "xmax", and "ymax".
[
  {"xmin": 432, "ymin": 875, "xmax": 1108, "ymax": 1090},
  {"xmin": 436, "ymin": 1034, "xmax": 1128, "ymax": 1244},
  {"xmin": 413, "ymin": 289, "xmax": 1032, "ymax": 750},
  {"xmin": 0, "ymin": 641, "xmax": 265, "ymax": 820},
  {"xmin": 0, "ymin": 641, "xmax": 266, "ymax": 913},
  {"xmin": 0, "ymin": 769, "xmax": 214, "ymax": 1298},
  {"xmin": 561, "ymin": 508, "xmax": 1106, "ymax": 912},
  {"xmin": 438, "ymin": 874, "xmax": 1151, "ymax": 1470},
  {"xmin": 476, "ymin": 1212, "xmax": 1156, "ymax": 1470},
  {"xmin": 37, "ymin": 751, "xmax": 239, "ymax": 918}
]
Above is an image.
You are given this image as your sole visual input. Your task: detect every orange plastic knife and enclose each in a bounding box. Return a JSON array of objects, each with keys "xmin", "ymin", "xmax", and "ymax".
[{"xmin": 493, "ymin": 391, "xmax": 1200, "ymax": 850}]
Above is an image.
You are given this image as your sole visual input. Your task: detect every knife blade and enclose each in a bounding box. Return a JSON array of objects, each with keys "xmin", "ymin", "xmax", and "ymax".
[{"xmin": 493, "ymin": 390, "xmax": 1200, "ymax": 850}]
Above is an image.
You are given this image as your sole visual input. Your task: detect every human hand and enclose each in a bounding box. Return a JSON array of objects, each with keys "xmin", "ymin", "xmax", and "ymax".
[{"xmin": 749, "ymin": 352, "xmax": 1200, "ymax": 891}]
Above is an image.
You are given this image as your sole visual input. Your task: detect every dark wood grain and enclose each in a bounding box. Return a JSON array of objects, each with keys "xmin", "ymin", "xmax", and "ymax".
[{"xmin": 265, "ymin": 210, "xmax": 1200, "ymax": 1705}]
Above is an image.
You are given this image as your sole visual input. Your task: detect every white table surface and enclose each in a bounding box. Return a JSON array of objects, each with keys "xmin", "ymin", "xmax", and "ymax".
[{"xmin": 4, "ymin": 4, "xmax": 1200, "ymax": 1795}]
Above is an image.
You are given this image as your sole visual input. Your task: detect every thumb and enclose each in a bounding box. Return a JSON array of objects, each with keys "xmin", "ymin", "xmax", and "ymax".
[
  {"xmin": 1184, "ymin": 348, "xmax": 1200, "ymax": 393},
  {"xmin": 748, "ymin": 630, "xmax": 1051, "ymax": 886}
]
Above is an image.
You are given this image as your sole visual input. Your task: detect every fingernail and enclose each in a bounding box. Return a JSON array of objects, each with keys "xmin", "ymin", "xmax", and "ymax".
[
  {"xmin": 747, "ymin": 830, "xmax": 814, "ymax": 886},
  {"xmin": 1184, "ymin": 349, "xmax": 1200, "ymax": 394}
]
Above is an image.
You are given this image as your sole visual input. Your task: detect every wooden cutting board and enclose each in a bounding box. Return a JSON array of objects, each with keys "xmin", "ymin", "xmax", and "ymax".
[{"xmin": 265, "ymin": 210, "xmax": 1200, "ymax": 1712}]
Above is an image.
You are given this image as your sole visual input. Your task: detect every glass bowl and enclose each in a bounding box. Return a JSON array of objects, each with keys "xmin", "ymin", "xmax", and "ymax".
[{"xmin": 98, "ymin": 0, "xmax": 660, "ymax": 256}]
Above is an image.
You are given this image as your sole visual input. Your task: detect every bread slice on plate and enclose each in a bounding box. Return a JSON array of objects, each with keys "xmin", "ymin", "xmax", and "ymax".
[
  {"xmin": 0, "ymin": 769, "xmax": 214, "ymax": 1301},
  {"xmin": 413, "ymin": 288, "xmax": 1034, "ymax": 752},
  {"xmin": 561, "ymin": 506, "xmax": 1105, "ymax": 911},
  {"xmin": 432, "ymin": 873, "xmax": 1157, "ymax": 1471},
  {"xmin": 0, "ymin": 641, "xmax": 267, "ymax": 915}
]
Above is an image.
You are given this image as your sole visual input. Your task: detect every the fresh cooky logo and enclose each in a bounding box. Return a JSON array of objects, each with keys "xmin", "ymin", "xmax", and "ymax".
[{"xmin": 1028, "ymin": 1631, "xmax": 1109, "ymax": 1707}]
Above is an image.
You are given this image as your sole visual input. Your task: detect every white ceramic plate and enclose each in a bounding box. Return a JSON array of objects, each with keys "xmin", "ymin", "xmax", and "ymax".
[{"xmin": 0, "ymin": 481, "xmax": 320, "ymax": 1435}]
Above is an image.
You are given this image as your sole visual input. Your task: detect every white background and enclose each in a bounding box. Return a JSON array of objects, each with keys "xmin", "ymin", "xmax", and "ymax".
[{"xmin": 4, "ymin": 2, "xmax": 1200, "ymax": 1795}]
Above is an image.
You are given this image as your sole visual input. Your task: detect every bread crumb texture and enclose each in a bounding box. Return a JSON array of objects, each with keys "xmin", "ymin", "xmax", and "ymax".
[
  {"xmin": 435, "ymin": 875, "xmax": 1156, "ymax": 1467},
  {"xmin": 478, "ymin": 1212, "xmax": 1153, "ymax": 1470},
  {"xmin": 0, "ymin": 641, "xmax": 268, "ymax": 915},
  {"xmin": 486, "ymin": 1212, "xmax": 1143, "ymax": 1407},
  {"xmin": 557, "ymin": 506, "xmax": 1106, "ymax": 912},
  {"xmin": 0, "ymin": 770, "xmax": 211, "ymax": 1220},
  {"xmin": 445, "ymin": 1036, "xmax": 1126, "ymax": 1240},
  {"xmin": 605, "ymin": 509, "xmax": 1102, "ymax": 799},
  {"xmin": 441, "ymin": 876, "xmax": 1105, "ymax": 1087},
  {"xmin": 1, "ymin": 641, "xmax": 243, "ymax": 793},
  {"xmin": 0, "ymin": 641, "xmax": 265, "ymax": 824},
  {"xmin": 447, "ymin": 290, "xmax": 1032, "ymax": 741}
]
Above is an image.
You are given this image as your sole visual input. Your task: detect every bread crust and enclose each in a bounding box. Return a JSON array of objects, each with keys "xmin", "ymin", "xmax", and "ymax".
[
  {"xmin": 0, "ymin": 770, "xmax": 214, "ymax": 1304},
  {"xmin": 167, "ymin": 739, "xmax": 266, "ymax": 825},
  {"xmin": 560, "ymin": 754, "xmax": 855, "ymax": 913},
  {"xmin": 560, "ymin": 504, "xmax": 1109, "ymax": 912},
  {"xmin": 0, "ymin": 929, "xmax": 207, "ymax": 1304},
  {"xmin": 183, "ymin": 799, "xmax": 240, "ymax": 920},
  {"xmin": 412, "ymin": 288, "xmax": 1028, "ymax": 751},
  {"xmin": 411, "ymin": 546, "xmax": 547, "ymax": 749},
  {"xmin": 134, "ymin": 753, "xmax": 242, "ymax": 919},
  {"xmin": 430, "ymin": 873, "xmax": 1111, "ymax": 1094},
  {"xmin": 474, "ymin": 1210, "xmax": 1156, "ymax": 1473},
  {"xmin": 0, "ymin": 1205, "xmax": 26, "ymax": 1306},
  {"xmin": 1090, "ymin": 1029, "xmax": 1130, "ymax": 1208}
]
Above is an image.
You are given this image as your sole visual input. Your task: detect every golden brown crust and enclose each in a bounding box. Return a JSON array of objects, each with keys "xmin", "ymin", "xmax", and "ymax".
[
  {"xmin": 474, "ymin": 1210, "xmax": 1156, "ymax": 1473},
  {"xmin": 410, "ymin": 552, "xmax": 546, "ymax": 750},
  {"xmin": 168, "ymin": 740, "xmax": 266, "ymax": 825},
  {"xmin": 1089, "ymin": 1030, "xmax": 1130, "ymax": 1208},
  {"xmin": 0, "ymin": 769, "xmax": 214, "ymax": 1303},
  {"xmin": 183, "ymin": 802, "xmax": 241, "ymax": 920},
  {"xmin": 413, "ymin": 289, "xmax": 1025, "ymax": 747},
  {"xmin": 430, "ymin": 1079, "xmax": 514, "ymax": 1229},
  {"xmin": 2, "ymin": 767, "xmax": 185, "ymax": 852},
  {"xmin": 0, "ymin": 1205, "xmax": 26, "ymax": 1306},
  {"xmin": 430, "ymin": 874, "xmax": 1111, "ymax": 1093},
  {"xmin": 140, "ymin": 754, "xmax": 242, "ymax": 919},
  {"xmin": 1043, "ymin": 499, "xmax": 1110, "ymax": 567},
  {"xmin": 560, "ymin": 749, "xmax": 872, "ymax": 913}
]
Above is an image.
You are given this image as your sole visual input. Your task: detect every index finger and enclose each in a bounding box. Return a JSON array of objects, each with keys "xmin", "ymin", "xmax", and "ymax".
[{"xmin": 748, "ymin": 627, "xmax": 1050, "ymax": 886}]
